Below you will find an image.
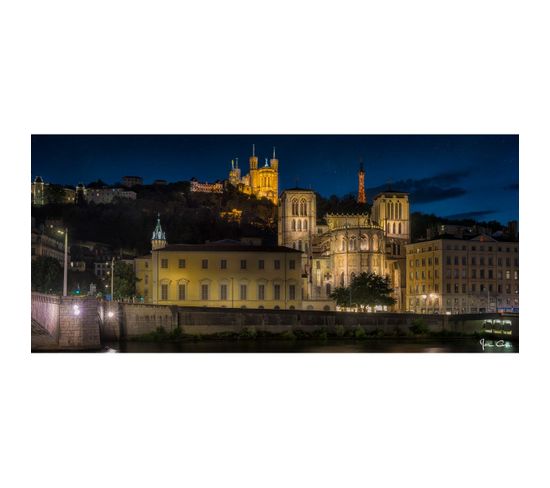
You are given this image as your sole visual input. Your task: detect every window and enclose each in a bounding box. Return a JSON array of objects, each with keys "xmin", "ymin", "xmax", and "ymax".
[
  {"xmin": 289, "ymin": 285, "xmax": 296, "ymax": 300},
  {"xmin": 178, "ymin": 284, "xmax": 186, "ymax": 300},
  {"xmin": 446, "ymin": 256, "xmax": 451, "ymax": 265},
  {"xmin": 326, "ymin": 283, "xmax": 331, "ymax": 296},
  {"xmin": 434, "ymin": 257, "xmax": 439, "ymax": 265},
  {"xmin": 273, "ymin": 284, "xmax": 281, "ymax": 300},
  {"xmin": 514, "ymin": 270, "xmax": 518, "ymax": 280},
  {"xmin": 258, "ymin": 259, "xmax": 264, "ymax": 270},
  {"xmin": 144, "ymin": 275, "xmax": 148, "ymax": 285},
  {"xmin": 291, "ymin": 219, "xmax": 296, "ymax": 231},
  {"xmin": 472, "ymin": 284, "xmax": 476, "ymax": 292},
  {"xmin": 220, "ymin": 284, "xmax": 228, "ymax": 300},
  {"xmin": 454, "ymin": 284, "xmax": 459, "ymax": 293},
  {"xmin": 480, "ymin": 269, "xmax": 485, "ymax": 279},
  {"xmin": 240, "ymin": 259, "xmax": 247, "ymax": 269},
  {"xmin": 202, "ymin": 259, "xmax": 208, "ymax": 269},
  {"xmin": 505, "ymin": 270, "xmax": 511, "ymax": 279},
  {"xmin": 274, "ymin": 259, "xmax": 281, "ymax": 270},
  {"xmin": 304, "ymin": 220, "xmax": 308, "ymax": 231},
  {"xmin": 422, "ymin": 258, "xmax": 426, "ymax": 266},
  {"xmin": 221, "ymin": 259, "xmax": 227, "ymax": 269},
  {"xmin": 258, "ymin": 284, "xmax": 265, "ymax": 300},
  {"xmin": 446, "ymin": 283, "xmax": 451, "ymax": 293},
  {"xmin": 178, "ymin": 259, "xmax": 186, "ymax": 268},
  {"xmin": 201, "ymin": 284, "xmax": 209, "ymax": 300},
  {"xmin": 240, "ymin": 284, "xmax": 247, "ymax": 300},
  {"xmin": 506, "ymin": 258, "xmax": 511, "ymax": 266},
  {"xmin": 480, "ymin": 257, "xmax": 485, "ymax": 266},
  {"xmin": 454, "ymin": 256, "xmax": 459, "ymax": 265},
  {"xmin": 161, "ymin": 258, "xmax": 168, "ymax": 269},
  {"xmin": 471, "ymin": 257, "xmax": 476, "ymax": 265},
  {"xmin": 462, "ymin": 284, "xmax": 466, "ymax": 293},
  {"xmin": 488, "ymin": 257, "xmax": 493, "ymax": 266},
  {"xmin": 462, "ymin": 257, "xmax": 466, "ymax": 265},
  {"xmin": 289, "ymin": 260, "xmax": 296, "ymax": 270},
  {"xmin": 488, "ymin": 270, "xmax": 493, "ymax": 279},
  {"xmin": 161, "ymin": 284, "xmax": 168, "ymax": 300},
  {"xmin": 472, "ymin": 269, "xmax": 477, "ymax": 279}
]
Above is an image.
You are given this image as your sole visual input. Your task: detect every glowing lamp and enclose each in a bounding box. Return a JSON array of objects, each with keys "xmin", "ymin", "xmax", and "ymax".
[{"xmin": 107, "ymin": 311, "xmax": 114, "ymax": 318}]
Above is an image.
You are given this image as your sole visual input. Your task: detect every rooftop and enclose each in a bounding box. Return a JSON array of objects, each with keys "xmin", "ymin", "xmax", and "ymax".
[{"xmin": 154, "ymin": 240, "xmax": 301, "ymax": 254}]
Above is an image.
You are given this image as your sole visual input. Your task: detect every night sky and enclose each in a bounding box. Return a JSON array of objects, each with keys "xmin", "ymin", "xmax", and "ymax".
[{"xmin": 31, "ymin": 135, "xmax": 518, "ymax": 223}]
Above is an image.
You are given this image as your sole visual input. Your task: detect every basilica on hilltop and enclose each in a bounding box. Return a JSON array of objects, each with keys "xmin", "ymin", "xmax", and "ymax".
[{"xmin": 228, "ymin": 144, "xmax": 279, "ymax": 205}]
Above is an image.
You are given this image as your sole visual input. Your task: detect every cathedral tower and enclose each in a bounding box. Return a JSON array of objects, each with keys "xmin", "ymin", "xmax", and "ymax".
[
  {"xmin": 357, "ymin": 161, "xmax": 366, "ymax": 204},
  {"xmin": 278, "ymin": 189, "xmax": 317, "ymax": 253},
  {"xmin": 151, "ymin": 214, "xmax": 167, "ymax": 250}
]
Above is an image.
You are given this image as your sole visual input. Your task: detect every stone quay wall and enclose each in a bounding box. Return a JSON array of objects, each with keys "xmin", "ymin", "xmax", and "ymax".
[{"xmin": 113, "ymin": 303, "xmax": 518, "ymax": 339}]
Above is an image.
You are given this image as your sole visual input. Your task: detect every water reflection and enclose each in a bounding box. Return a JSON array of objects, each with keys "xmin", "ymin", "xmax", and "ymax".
[{"xmin": 105, "ymin": 338, "xmax": 518, "ymax": 353}]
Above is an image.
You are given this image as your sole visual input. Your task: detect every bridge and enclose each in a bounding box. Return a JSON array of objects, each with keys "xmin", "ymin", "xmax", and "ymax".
[{"xmin": 31, "ymin": 293, "xmax": 102, "ymax": 351}]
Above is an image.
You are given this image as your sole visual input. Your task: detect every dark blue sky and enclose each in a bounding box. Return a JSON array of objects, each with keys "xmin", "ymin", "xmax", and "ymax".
[{"xmin": 31, "ymin": 135, "xmax": 518, "ymax": 223}]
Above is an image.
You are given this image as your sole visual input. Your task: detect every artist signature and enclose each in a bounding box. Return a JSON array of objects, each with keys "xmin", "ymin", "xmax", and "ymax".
[{"xmin": 479, "ymin": 338, "xmax": 513, "ymax": 351}]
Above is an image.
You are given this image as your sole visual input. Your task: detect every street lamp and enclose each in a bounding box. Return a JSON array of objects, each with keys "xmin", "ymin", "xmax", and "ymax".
[{"xmin": 57, "ymin": 228, "xmax": 68, "ymax": 297}]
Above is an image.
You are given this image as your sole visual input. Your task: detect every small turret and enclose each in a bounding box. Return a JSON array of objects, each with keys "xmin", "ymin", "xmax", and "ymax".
[
  {"xmin": 270, "ymin": 146, "xmax": 279, "ymax": 171},
  {"xmin": 151, "ymin": 213, "xmax": 167, "ymax": 250},
  {"xmin": 249, "ymin": 144, "xmax": 258, "ymax": 171}
]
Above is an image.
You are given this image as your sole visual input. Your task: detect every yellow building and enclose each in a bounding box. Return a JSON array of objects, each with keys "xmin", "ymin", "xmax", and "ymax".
[
  {"xmin": 228, "ymin": 145, "xmax": 279, "ymax": 205},
  {"xmin": 135, "ymin": 217, "xmax": 303, "ymax": 309}
]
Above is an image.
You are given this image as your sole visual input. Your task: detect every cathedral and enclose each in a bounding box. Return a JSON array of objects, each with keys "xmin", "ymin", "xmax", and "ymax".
[
  {"xmin": 277, "ymin": 164, "xmax": 410, "ymax": 311},
  {"xmin": 228, "ymin": 144, "xmax": 279, "ymax": 205}
]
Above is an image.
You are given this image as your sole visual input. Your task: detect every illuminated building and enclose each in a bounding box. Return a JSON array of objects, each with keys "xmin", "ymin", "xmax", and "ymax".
[
  {"xmin": 135, "ymin": 217, "xmax": 303, "ymax": 309},
  {"xmin": 228, "ymin": 145, "xmax": 279, "ymax": 205},
  {"xmin": 278, "ymin": 166, "xmax": 410, "ymax": 311},
  {"xmin": 189, "ymin": 178, "xmax": 224, "ymax": 193},
  {"xmin": 406, "ymin": 235, "xmax": 519, "ymax": 313}
]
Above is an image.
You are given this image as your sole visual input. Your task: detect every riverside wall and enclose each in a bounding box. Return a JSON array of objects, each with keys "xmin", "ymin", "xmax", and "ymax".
[{"xmin": 111, "ymin": 303, "xmax": 518, "ymax": 339}]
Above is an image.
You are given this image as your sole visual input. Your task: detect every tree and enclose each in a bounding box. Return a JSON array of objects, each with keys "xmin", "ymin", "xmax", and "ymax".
[
  {"xmin": 32, "ymin": 256, "xmax": 63, "ymax": 294},
  {"xmin": 44, "ymin": 184, "xmax": 66, "ymax": 205},
  {"xmin": 112, "ymin": 261, "xmax": 139, "ymax": 299},
  {"xmin": 330, "ymin": 272, "xmax": 396, "ymax": 310}
]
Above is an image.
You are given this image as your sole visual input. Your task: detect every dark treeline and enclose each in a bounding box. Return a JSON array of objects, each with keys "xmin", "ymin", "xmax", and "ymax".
[
  {"xmin": 32, "ymin": 183, "xmax": 277, "ymax": 255},
  {"xmin": 32, "ymin": 182, "xmax": 508, "ymax": 255}
]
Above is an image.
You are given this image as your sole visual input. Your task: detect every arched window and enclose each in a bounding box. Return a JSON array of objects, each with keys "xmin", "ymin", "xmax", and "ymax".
[
  {"xmin": 298, "ymin": 240, "xmax": 302, "ymax": 250},
  {"xmin": 398, "ymin": 222, "xmax": 402, "ymax": 234},
  {"xmin": 303, "ymin": 219, "xmax": 308, "ymax": 231},
  {"xmin": 350, "ymin": 237, "xmax": 357, "ymax": 251},
  {"xmin": 303, "ymin": 201, "xmax": 307, "ymax": 215},
  {"xmin": 326, "ymin": 283, "xmax": 331, "ymax": 297},
  {"xmin": 297, "ymin": 220, "xmax": 302, "ymax": 231},
  {"xmin": 341, "ymin": 238, "xmax": 346, "ymax": 251},
  {"xmin": 386, "ymin": 222, "xmax": 390, "ymax": 233},
  {"xmin": 291, "ymin": 199, "xmax": 298, "ymax": 216},
  {"xmin": 291, "ymin": 219, "xmax": 296, "ymax": 231},
  {"xmin": 373, "ymin": 235, "xmax": 379, "ymax": 252},
  {"xmin": 398, "ymin": 202, "xmax": 402, "ymax": 220},
  {"xmin": 361, "ymin": 236, "xmax": 369, "ymax": 251},
  {"xmin": 386, "ymin": 202, "xmax": 390, "ymax": 218},
  {"xmin": 299, "ymin": 199, "xmax": 306, "ymax": 216},
  {"xmin": 340, "ymin": 272, "xmax": 345, "ymax": 287},
  {"xmin": 393, "ymin": 222, "xmax": 396, "ymax": 234}
]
